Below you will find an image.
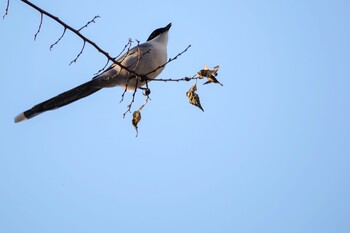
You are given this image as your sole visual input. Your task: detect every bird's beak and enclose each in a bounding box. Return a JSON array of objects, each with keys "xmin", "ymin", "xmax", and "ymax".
[{"xmin": 164, "ymin": 23, "xmax": 172, "ymax": 31}]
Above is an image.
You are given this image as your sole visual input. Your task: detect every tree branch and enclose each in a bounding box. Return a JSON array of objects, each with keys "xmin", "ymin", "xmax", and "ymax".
[
  {"xmin": 153, "ymin": 75, "xmax": 197, "ymax": 82},
  {"xmin": 3, "ymin": 0, "xmax": 9, "ymax": 19},
  {"xmin": 20, "ymin": 0, "xmax": 142, "ymax": 77}
]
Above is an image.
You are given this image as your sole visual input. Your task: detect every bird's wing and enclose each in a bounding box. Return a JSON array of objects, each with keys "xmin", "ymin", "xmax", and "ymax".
[{"xmin": 93, "ymin": 43, "xmax": 152, "ymax": 80}]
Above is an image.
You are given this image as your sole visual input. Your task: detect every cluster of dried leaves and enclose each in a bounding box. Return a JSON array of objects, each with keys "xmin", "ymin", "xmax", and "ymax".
[
  {"xmin": 132, "ymin": 65, "xmax": 222, "ymax": 136},
  {"xmin": 186, "ymin": 65, "xmax": 222, "ymax": 111}
]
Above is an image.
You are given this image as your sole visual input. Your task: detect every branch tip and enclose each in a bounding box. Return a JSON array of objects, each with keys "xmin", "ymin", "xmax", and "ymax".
[
  {"xmin": 78, "ymin": 15, "xmax": 100, "ymax": 31},
  {"xmin": 69, "ymin": 41, "xmax": 86, "ymax": 65},
  {"xmin": 50, "ymin": 28, "xmax": 66, "ymax": 50},
  {"xmin": 34, "ymin": 12, "xmax": 43, "ymax": 41},
  {"xmin": 3, "ymin": 0, "xmax": 10, "ymax": 19}
]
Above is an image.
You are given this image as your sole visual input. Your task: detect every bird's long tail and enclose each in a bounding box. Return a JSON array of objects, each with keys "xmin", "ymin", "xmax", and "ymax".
[{"xmin": 14, "ymin": 79, "xmax": 102, "ymax": 123}]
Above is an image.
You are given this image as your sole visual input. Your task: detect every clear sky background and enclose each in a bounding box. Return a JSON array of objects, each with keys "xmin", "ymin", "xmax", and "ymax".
[{"xmin": 1, "ymin": 0, "xmax": 350, "ymax": 232}]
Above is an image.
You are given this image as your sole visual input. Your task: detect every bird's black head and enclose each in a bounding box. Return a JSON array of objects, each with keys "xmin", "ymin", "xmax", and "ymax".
[{"xmin": 147, "ymin": 23, "xmax": 172, "ymax": 41}]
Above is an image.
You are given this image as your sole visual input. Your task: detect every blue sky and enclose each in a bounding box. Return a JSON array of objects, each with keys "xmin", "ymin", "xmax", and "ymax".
[{"xmin": 1, "ymin": 0, "xmax": 350, "ymax": 232}]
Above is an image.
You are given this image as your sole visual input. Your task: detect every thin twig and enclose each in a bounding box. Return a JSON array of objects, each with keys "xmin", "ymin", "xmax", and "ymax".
[
  {"xmin": 120, "ymin": 41, "xmax": 143, "ymax": 104},
  {"xmin": 114, "ymin": 38, "xmax": 133, "ymax": 59},
  {"xmin": 93, "ymin": 39, "xmax": 133, "ymax": 75},
  {"xmin": 70, "ymin": 41, "xmax": 86, "ymax": 65},
  {"xmin": 153, "ymin": 75, "xmax": 198, "ymax": 82},
  {"xmin": 144, "ymin": 44, "xmax": 191, "ymax": 77},
  {"xmin": 94, "ymin": 58, "xmax": 110, "ymax": 75},
  {"xmin": 50, "ymin": 28, "xmax": 66, "ymax": 50},
  {"xmin": 119, "ymin": 75, "xmax": 134, "ymax": 103},
  {"xmin": 123, "ymin": 78, "xmax": 139, "ymax": 118},
  {"xmin": 139, "ymin": 81, "xmax": 151, "ymax": 111},
  {"xmin": 78, "ymin": 15, "xmax": 100, "ymax": 31},
  {"xmin": 34, "ymin": 12, "xmax": 43, "ymax": 40},
  {"xmin": 139, "ymin": 93, "xmax": 150, "ymax": 111},
  {"xmin": 3, "ymin": 0, "xmax": 9, "ymax": 19}
]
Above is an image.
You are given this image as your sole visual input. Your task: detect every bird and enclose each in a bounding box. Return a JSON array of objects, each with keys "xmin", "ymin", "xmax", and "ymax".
[{"xmin": 14, "ymin": 23, "xmax": 172, "ymax": 123}]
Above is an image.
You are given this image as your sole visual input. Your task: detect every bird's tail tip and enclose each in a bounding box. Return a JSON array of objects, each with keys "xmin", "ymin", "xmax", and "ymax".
[{"xmin": 14, "ymin": 112, "xmax": 27, "ymax": 123}]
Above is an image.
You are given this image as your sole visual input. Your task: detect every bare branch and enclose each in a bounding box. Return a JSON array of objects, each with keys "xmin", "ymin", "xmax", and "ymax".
[
  {"xmin": 78, "ymin": 15, "xmax": 100, "ymax": 31},
  {"xmin": 20, "ymin": 0, "xmax": 142, "ymax": 77},
  {"xmin": 3, "ymin": 0, "xmax": 9, "ymax": 19},
  {"xmin": 50, "ymin": 16, "xmax": 99, "ymax": 55},
  {"xmin": 94, "ymin": 58, "xmax": 110, "ymax": 75},
  {"xmin": 50, "ymin": 28, "xmax": 66, "ymax": 50},
  {"xmin": 70, "ymin": 41, "xmax": 86, "ymax": 65},
  {"xmin": 144, "ymin": 44, "xmax": 191, "ymax": 77},
  {"xmin": 34, "ymin": 12, "xmax": 43, "ymax": 40},
  {"xmin": 153, "ymin": 75, "xmax": 198, "ymax": 82}
]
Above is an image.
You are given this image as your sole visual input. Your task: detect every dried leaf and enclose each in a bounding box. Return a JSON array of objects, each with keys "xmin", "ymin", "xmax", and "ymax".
[
  {"xmin": 197, "ymin": 65, "xmax": 223, "ymax": 86},
  {"xmin": 189, "ymin": 83, "xmax": 197, "ymax": 92},
  {"xmin": 186, "ymin": 84, "xmax": 204, "ymax": 112},
  {"xmin": 132, "ymin": 110, "xmax": 142, "ymax": 137},
  {"xmin": 203, "ymin": 76, "xmax": 223, "ymax": 86}
]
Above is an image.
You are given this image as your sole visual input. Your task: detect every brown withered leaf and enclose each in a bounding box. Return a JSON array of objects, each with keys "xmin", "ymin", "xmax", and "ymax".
[
  {"xmin": 197, "ymin": 65, "xmax": 223, "ymax": 86},
  {"xmin": 132, "ymin": 110, "xmax": 142, "ymax": 137},
  {"xmin": 186, "ymin": 84, "xmax": 204, "ymax": 112}
]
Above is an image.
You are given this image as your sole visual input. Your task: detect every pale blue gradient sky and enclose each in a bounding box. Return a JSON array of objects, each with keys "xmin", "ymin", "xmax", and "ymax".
[{"xmin": 1, "ymin": 1, "xmax": 350, "ymax": 232}]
